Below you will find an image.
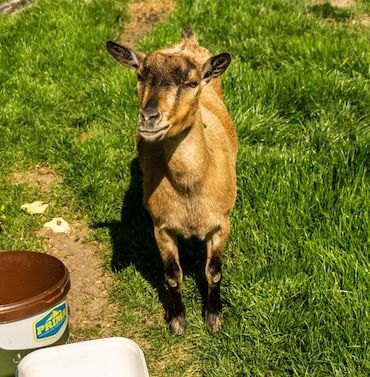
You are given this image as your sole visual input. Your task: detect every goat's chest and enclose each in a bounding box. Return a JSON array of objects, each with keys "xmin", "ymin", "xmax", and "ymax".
[{"xmin": 144, "ymin": 174, "xmax": 233, "ymax": 240}]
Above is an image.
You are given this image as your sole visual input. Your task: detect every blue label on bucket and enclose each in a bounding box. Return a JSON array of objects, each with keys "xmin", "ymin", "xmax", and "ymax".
[{"xmin": 34, "ymin": 302, "xmax": 67, "ymax": 341}]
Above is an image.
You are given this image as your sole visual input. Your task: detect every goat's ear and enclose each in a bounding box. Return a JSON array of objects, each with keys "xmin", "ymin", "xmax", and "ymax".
[
  {"xmin": 106, "ymin": 40, "xmax": 144, "ymax": 69},
  {"xmin": 202, "ymin": 52, "xmax": 231, "ymax": 83}
]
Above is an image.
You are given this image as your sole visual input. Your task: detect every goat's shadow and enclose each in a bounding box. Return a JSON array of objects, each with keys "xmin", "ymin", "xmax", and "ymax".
[{"xmin": 94, "ymin": 157, "xmax": 209, "ymax": 319}]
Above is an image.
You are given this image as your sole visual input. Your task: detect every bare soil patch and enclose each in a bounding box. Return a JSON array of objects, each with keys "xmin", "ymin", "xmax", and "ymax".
[
  {"xmin": 330, "ymin": 0, "xmax": 356, "ymax": 8},
  {"xmin": 357, "ymin": 14, "xmax": 370, "ymax": 26},
  {"xmin": 309, "ymin": 0, "xmax": 356, "ymax": 8},
  {"xmin": 10, "ymin": 166, "xmax": 59, "ymax": 193},
  {"xmin": 120, "ymin": 0, "xmax": 175, "ymax": 46}
]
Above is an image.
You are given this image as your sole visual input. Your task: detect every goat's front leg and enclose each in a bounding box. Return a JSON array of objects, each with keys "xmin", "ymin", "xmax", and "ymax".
[
  {"xmin": 154, "ymin": 227, "xmax": 186, "ymax": 335},
  {"xmin": 205, "ymin": 221, "xmax": 230, "ymax": 333}
]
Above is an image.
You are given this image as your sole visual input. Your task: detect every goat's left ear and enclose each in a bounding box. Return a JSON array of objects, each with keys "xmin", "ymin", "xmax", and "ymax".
[{"xmin": 202, "ymin": 52, "xmax": 231, "ymax": 83}]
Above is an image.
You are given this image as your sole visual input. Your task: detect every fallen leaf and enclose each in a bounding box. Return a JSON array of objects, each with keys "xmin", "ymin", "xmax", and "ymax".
[
  {"xmin": 43, "ymin": 217, "xmax": 71, "ymax": 233},
  {"xmin": 21, "ymin": 201, "xmax": 49, "ymax": 214}
]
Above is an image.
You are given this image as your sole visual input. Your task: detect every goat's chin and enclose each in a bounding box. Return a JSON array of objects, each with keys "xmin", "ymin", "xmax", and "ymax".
[{"xmin": 138, "ymin": 126, "xmax": 169, "ymax": 143}]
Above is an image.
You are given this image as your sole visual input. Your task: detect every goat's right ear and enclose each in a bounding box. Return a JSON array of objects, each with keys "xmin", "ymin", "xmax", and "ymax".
[{"xmin": 106, "ymin": 41, "xmax": 144, "ymax": 69}]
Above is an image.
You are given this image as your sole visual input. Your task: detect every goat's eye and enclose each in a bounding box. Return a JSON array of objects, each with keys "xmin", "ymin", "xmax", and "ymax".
[
  {"xmin": 185, "ymin": 81, "xmax": 198, "ymax": 88},
  {"xmin": 137, "ymin": 73, "xmax": 144, "ymax": 81}
]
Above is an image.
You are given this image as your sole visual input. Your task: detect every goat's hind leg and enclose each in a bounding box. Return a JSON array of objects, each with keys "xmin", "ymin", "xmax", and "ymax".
[
  {"xmin": 155, "ymin": 227, "xmax": 186, "ymax": 335},
  {"xmin": 205, "ymin": 221, "xmax": 230, "ymax": 333}
]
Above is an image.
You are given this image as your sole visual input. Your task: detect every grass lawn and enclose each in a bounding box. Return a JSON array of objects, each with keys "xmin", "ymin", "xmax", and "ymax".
[{"xmin": 1, "ymin": 0, "xmax": 370, "ymax": 375}]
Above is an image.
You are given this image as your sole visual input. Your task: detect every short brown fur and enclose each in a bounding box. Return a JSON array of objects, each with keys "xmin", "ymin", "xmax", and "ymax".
[{"xmin": 107, "ymin": 30, "xmax": 237, "ymax": 334}]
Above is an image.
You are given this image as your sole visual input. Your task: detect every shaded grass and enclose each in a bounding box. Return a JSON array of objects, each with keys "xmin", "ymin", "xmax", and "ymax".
[{"xmin": 1, "ymin": 0, "xmax": 370, "ymax": 375}]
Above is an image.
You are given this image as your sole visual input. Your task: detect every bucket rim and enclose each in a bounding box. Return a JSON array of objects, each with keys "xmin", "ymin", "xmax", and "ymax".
[{"xmin": 0, "ymin": 251, "xmax": 70, "ymax": 323}]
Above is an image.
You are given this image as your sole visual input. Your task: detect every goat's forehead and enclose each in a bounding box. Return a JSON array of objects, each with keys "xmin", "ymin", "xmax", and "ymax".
[{"xmin": 140, "ymin": 53, "xmax": 199, "ymax": 81}]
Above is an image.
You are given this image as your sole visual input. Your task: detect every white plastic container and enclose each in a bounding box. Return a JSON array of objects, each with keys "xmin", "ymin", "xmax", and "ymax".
[{"xmin": 16, "ymin": 337, "xmax": 149, "ymax": 377}]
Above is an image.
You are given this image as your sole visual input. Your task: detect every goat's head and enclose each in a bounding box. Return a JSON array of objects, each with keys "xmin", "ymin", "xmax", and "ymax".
[{"xmin": 106, "ymin": 35, "xmax": 231, "ymax": 143}]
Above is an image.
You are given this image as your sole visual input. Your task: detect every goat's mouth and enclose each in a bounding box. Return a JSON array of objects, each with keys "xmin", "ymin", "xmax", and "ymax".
[{"xmin": 138, "ymin": 125, "xmax": 169, "ymax": 141}]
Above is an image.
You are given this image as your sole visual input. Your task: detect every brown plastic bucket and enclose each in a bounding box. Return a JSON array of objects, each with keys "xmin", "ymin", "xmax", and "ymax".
[{"xmin": 0, "ymin": 251, "xmax": 70, "ymax": 377}]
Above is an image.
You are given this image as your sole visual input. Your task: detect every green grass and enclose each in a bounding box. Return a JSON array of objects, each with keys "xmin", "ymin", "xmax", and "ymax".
[{"xmin": 1, "ymin": 0, "xmax": 370, "ymax": 375}]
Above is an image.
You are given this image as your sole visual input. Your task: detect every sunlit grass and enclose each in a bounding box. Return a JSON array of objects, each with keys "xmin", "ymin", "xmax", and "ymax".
[{"xmin": 1, "ymin": 0, "xmax": 369, "ymax": 375}]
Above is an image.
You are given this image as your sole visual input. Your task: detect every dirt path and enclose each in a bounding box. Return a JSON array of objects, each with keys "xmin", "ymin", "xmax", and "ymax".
[
  {"xmin": 37, "ymin": 225, "xmax": 118, "ymax": 339},
  {"xmin": 0, "ymin": 0, "xmax": 34, "ymax": 14},
  {"xmin": 10, "ymin": 167, "xmax": 118, "ymax": 339},
  {"xmin": 120, "ymin": 0, "xmax": 174, "ymax": 46}
]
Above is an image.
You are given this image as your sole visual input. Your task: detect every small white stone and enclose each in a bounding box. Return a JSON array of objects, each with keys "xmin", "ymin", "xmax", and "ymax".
[{"xmin": 43, "ymin": 217, "xmax": 70, "ymax": 233}]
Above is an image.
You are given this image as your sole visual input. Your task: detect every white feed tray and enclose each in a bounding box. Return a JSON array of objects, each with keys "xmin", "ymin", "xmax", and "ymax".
[{"xmin": 16, "ymin": 337, "xmax": 149, "ymax": 377}]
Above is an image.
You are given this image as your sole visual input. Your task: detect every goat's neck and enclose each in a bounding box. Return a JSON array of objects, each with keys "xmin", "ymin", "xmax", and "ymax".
[{"xmin": 162, "ymin": 111, "xmax": 209, "ymax": 190}]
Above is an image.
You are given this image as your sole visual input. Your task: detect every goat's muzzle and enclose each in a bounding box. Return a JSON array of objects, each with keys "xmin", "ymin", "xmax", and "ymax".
[
  {"xmin": 140, "ymin": 108, "xmax": 161, "ymax": 126},
  {"xmin": 138, "ymin": 108, "xmax": 168, "ymax": 142}
]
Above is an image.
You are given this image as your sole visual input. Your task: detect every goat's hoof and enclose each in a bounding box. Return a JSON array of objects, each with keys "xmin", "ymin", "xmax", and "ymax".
[
  {"xmin": 169, "ymin": 314, "xmax": 187, "ymax": 335},
  {"xmin": 206, "ymin": 312, "xmax": 223, "ymax": 333}
]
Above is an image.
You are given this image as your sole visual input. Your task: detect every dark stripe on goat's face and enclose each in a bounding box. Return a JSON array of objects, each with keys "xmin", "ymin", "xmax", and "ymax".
[
  {"xmin": 143, "ymin": 89, "xmax": 159, "ymax": 110},
  {"xmin": 175, "ymin": 86, "xmax": 182, "ymax": 106}
]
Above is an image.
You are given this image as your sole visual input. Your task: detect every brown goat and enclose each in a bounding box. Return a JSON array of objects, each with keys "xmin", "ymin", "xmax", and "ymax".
[{"xmin": 107, "ymin": 29, "xmax": 237, "ymax": 334}]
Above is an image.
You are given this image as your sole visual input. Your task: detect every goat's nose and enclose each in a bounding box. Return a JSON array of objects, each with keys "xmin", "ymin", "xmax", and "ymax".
[{"xmin": 140, "ymin": 108, "xmax": 161, "ymax": 124}]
